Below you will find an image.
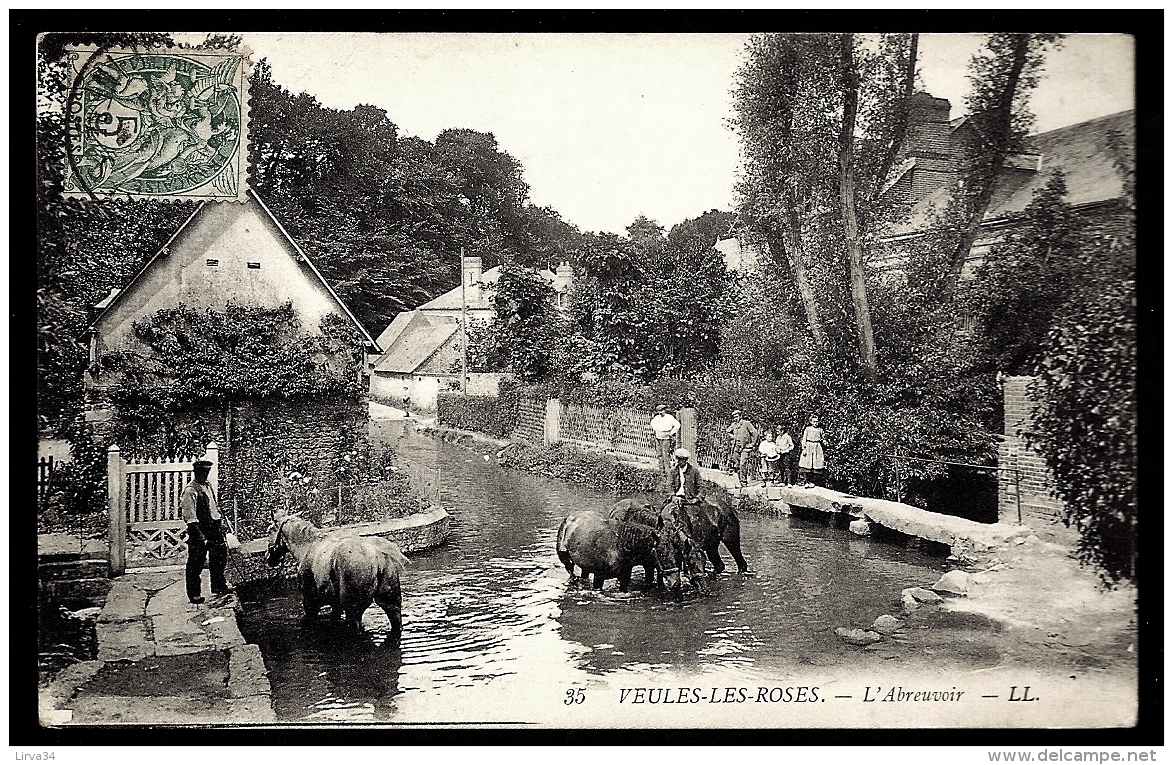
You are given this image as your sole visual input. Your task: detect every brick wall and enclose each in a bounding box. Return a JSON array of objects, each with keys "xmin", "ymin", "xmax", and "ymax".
[{"xmin": 998, "ymin": 375, "xmax": 1064, "ymax": 525}]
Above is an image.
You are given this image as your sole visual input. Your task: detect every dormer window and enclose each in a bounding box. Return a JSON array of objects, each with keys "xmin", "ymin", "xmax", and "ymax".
[
  {"xmin": 247, "ymin": 262, "xmax": 261, "ymax": 269},
  {"xmin": 206, "ymin": 259, "xmax": 219, "ymax": 267}
]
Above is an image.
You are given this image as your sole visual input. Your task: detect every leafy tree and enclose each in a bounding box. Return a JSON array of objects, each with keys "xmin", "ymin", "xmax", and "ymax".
[
  {"xmin": 668, "ymin": 209, "xmax": 736, "ymax": 252},
  {"xmin": 940, "ymin": 33, "xmax": 1064, "ymax": 301},
  {"xmin": 470, "ymin": 266, "xmax": 566, "ymax": 382},
  {"xmin": 1031, "ymin": 277, "xmax": 1136, "ymax": 583},
  {"xmin": 564, "ymin": 219, "xmax": 731, "ymax": 381},
  {"xmin": 731, "ymin": 32, "xmax": 920, "ymax": 370},
  {"xmin": 963, "ymin": 172, "xmax": 1090, "ymax": 374}
]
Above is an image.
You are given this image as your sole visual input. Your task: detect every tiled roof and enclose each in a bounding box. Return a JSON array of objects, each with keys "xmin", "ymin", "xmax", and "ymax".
[
  {"xmin": 372, "ymin": 313, "xmax": 460, "ymax": 374},
  {"xmin": 375, "ymin": 311, "xmax": 417, "ymax": 352},
  {"xmin": 987, "ymin": 110, "xmax": 1133, "ymax": 217}
]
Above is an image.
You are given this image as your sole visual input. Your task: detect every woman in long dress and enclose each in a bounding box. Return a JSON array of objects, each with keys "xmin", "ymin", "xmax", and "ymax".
[{"xmin": 798, "ymin": 415, "xmax": 825, "ymax": 486}]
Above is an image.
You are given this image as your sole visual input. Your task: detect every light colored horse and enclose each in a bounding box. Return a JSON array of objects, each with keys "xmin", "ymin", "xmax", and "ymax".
[{"xmin": 266, "ymin": 513, "xmax": 408, "ymax": 635}]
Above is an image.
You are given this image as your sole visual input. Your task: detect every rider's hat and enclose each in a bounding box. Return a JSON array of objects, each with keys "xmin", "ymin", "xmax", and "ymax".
[
  {"xmin": 673, "ymin": 448, "xmax": 691, "ymax": 460},
  {"xmin": 655, "ymin": 404, "xmax": 667, "ymax": 413}
]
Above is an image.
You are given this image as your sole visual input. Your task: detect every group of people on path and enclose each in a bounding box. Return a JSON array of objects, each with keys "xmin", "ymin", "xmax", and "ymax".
[
  {"xmin": 727, "ymin": 410, "xmax": 827, "ymax": 488},
  {"xmin": 649, "ymin": 404, "xmax": 828, "ymax": 490}
]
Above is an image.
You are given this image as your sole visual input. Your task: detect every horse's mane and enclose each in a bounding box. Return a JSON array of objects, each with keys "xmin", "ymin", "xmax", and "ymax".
[
  {"xmin": 279, "ymin": 516, "xmax": 322, "ymax": 547},
  {"xmin": 622, "ymin": 505, "xmax": 661, "ymax": 528},
  {"xmin": 616, "ymin": 520, "xmax": 656, "ymax": 554}
]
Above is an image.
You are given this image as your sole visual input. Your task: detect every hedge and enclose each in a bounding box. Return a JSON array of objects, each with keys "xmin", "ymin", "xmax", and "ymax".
[
  {"xmin": 437, "ymin": 386, "xmax": 519, "ymax": 439},
  {"xmin": 497, "ymin": 441, "xmax": 663, "ymax": 496}
]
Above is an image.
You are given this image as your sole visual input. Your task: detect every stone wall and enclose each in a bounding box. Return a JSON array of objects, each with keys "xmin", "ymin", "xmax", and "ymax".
[
  {"xmin": 88, "ymin": 391, "xmax": 370, "ymax": 540},
  {"xmin": 998, "ymin": 375, "xmax": 1063, "ymax": 525}
]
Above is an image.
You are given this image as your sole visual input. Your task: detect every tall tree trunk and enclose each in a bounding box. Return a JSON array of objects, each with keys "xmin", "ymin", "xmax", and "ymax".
[
  {"xmin": 837, "ymin": 33, "xmax": 878, "ymax": 373},
  {"xmin": 769, "ymin": 197, "xmax": 826, "ymax": 347},
  {"xmin": 871, "ymin": 33, "xmax": 920, "ymax": 201},
  {"xmin": 941, "ymin": 33, "xmax": 1032, "ymax": 302}
]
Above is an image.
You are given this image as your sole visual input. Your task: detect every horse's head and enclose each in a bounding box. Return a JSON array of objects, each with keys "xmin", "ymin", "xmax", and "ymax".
[
  {"xmin": 656, "ymin": 504, "xmax": 709, "ymax": 595},
  {"xmin": 651, "ymin": 528, "xmax": 683, "ymax": 592},
  {"xmin": 266, "ymin": 514, "xmax": 292, "ymax": 567}
]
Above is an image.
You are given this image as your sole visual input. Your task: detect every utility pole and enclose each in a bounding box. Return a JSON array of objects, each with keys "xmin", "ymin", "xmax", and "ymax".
[{"xmin": 460, "ymin": 246, "xmax": 468, "ymax": 393}]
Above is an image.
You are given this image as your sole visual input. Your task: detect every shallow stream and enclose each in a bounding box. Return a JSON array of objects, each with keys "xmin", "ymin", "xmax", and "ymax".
[{"xmin": 237, "ymin": 432, "xmax": 987, "ymax": 723}]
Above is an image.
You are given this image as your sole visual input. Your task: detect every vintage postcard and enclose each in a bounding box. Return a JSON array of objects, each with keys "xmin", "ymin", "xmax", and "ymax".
[{"xmin": 32, "ymin": 26, "xmax": 1145, "ymax": 739}]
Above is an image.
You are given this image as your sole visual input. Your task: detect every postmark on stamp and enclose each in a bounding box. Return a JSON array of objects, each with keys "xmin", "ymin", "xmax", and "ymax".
[{"xmin": 61, "ymin": 46, "xmax": 251, "ymax": 202}]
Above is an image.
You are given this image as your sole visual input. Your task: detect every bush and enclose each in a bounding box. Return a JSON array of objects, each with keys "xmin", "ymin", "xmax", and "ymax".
[
  {"xmin": 1031, "ymin": 277, "xmax": 1136, "ymax": 583},
  {"xmin": 38, "ymin": 418, "xmax": 108, "ymax": 535},
  {"xmin": 437, "ymin": 391, "xmax": 518, "ymax": 438},
  {"xmin": 497, "ymin": 441, "xmax": 662, "ymax": 496}
]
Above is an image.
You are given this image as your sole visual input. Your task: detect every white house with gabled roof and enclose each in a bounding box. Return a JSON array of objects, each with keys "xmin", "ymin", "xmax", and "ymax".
[{"xmin": 86, "ymin": 189, "xmax": 380, "ymax": 417}]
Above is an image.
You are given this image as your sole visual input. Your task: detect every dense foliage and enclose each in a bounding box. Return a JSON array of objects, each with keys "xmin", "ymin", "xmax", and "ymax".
[
  {"xmin": 96, "ymin": 303, "xmax": 364, "ymax": 459},
  {"xmin": 496, "ymin": 441, "xmax": 663, "ymax": 497},
  {"xmin": 468, "ymin": 266, "xmax": 568, "ymax": 382},
  {"xmin": 437, "ymin": 390, "xmax": 520, "ymax": 439},
  {"xmin": 1030, "ymin": 278, "xmax": 1137, "ymax": 583}
]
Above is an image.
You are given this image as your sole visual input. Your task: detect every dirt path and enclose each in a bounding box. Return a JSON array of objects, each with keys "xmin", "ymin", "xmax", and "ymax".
[{"xmin": 940, "ymin": 525, "xmax": 1137, "ymax": 676}]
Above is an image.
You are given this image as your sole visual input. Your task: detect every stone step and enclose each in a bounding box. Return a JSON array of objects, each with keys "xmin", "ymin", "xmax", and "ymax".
[
  {"xmin": 39, "ymin": 559, "xmax": 110, "ymax": 581},
  {"xmin": 40, "ymin": 578, "xmax": 113, "ymax": 602}
]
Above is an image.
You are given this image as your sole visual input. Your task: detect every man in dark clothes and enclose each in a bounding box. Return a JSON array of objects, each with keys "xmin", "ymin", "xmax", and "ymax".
[
  {"xmin": 668, "ymin": 447, "xmax": 701, "ymax": 504},
  {"xmin": 181, "ymin": 459, "xmax": 230, "ymax": 604},
  {"xmin": 725, "ymin": 410, "xmax": 759, "ymax": 485}
]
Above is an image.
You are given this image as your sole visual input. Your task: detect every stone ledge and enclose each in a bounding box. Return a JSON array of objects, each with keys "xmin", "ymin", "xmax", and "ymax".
[{"xmin": 233, "ymin": 507, "xmax": 451, "ymax": 585}]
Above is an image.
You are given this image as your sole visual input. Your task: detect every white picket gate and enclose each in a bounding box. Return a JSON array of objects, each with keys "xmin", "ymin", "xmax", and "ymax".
[{"xmin": 107, "ymin": 442, "xmax": 218, "ymax": 575}]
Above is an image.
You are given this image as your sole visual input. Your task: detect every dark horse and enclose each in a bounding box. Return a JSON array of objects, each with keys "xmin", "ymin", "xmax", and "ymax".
[
  {"xmin": 613, "ymin": 496, "xmax": 748, "ymax": 577},
  {"xmin": 557, "ymin": 509, "xmax": 695, "ymax": 593},
  {"xmin": 266, "ymin": 513, "xmax": 409, "ymax": 635}
]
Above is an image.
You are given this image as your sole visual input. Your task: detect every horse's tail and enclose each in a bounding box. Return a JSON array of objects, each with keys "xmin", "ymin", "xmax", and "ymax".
[{"xmin": 718, "ymin": 506, "xmax": 749, "ymax": 573}]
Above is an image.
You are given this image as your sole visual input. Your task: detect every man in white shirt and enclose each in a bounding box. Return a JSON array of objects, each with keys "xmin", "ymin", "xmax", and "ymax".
[{"xmin": 649, "ymin": 404, "xmax": 681, "ymax": 481}]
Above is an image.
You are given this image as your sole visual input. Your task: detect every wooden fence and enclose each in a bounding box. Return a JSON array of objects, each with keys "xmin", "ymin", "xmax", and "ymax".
[
  {"xmin": 37, "ymin": 456, "xmax": 57, "ymax": 505},
  {"xmin": 511, "ymin": 397, "xmax": 697, "ymax": 466},
  {"xmin": 107, "ymin": 442, "xmax": 218, "ymax": 576}
]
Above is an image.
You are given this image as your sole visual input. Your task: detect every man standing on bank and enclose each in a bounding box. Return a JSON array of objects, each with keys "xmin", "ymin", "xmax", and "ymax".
[
  {"xmin": 726, "ymin": 410, "xmax": 759, "ymax": 486},
  {"xmin": 181, "ymin": 459, "xmax": 231, "ymax": 604},
  {"xmin": 649, "ymin": 404, "xmax": 682, "ymax": 481}
]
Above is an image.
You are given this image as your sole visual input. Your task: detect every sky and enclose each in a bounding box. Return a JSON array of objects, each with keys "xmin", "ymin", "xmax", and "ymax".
[{"xmin": 230, "ymin": 32, "xmax": 1135, "ymax": 235}]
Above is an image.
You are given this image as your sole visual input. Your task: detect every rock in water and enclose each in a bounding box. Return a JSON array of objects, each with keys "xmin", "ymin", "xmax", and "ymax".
[
  {"xmin": 932, "ymin": 570, "xmax": 971, "ymax": 596},
  {"xmin": 848, "ymin": 519, "xmax": 872, "ymax": 536},
  {"xmin": 902, "ymin": 587, "xmax": 943, "ymax": 604},
  {"xmin": 901, "ymin": 593, "xmax": 919, "ymax": 614},
  {"xmin": 835, "ymin": 627, "xmax": 883, "ymax": 646},
  {"xmin": 871, "ymin": 615, "xmax": 904, "ymax": 635}
]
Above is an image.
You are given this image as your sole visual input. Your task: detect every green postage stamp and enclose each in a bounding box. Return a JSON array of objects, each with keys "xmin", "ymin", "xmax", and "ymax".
[{"xmin": 61, "ymin": 47, "xmax": 251, "ymax": 201}]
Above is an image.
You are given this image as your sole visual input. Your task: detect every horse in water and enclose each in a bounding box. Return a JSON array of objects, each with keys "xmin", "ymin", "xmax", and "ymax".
[
  {"xmin": 266, "ymin": 513, "xmax": 409, "ymax": 635},
  {"xmin": 657, "ymin": 496, "xmax": 748, "ymax": 577}
]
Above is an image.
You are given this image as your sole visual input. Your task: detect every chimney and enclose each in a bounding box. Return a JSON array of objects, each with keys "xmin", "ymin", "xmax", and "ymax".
[
  {"xmin": 462, "ymin": 255, "xmax": 483, "ymax": 287},
  {"xmin": 554, "ymin": 261, "xmax": 574, "ymax": 294}
]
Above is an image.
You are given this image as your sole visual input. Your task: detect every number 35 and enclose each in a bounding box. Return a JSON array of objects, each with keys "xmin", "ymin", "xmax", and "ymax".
[{"xmin": 564, "ymin": 688, "xmax": 585, "ymax": 705}]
